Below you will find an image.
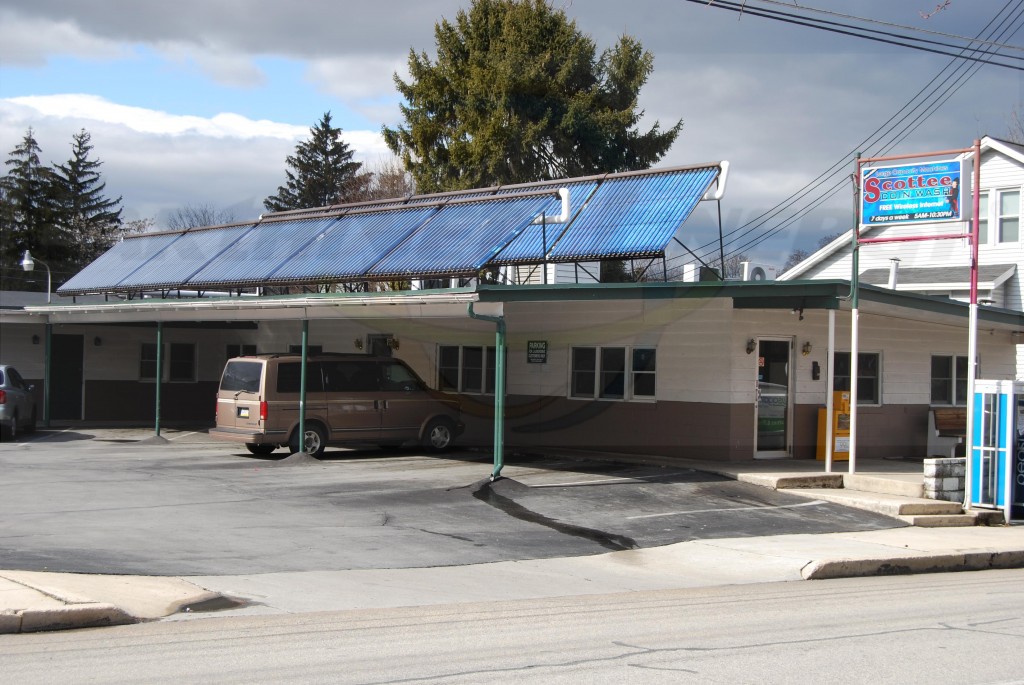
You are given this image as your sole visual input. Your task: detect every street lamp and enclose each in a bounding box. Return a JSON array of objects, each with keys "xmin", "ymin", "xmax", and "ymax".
[{"xmin": 20, "ymin": 250, "xmax": 51, "ymax": 304}]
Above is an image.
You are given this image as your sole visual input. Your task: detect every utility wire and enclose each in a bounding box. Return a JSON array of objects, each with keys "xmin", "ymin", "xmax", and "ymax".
[
  {"xmin": 680, "ymin": 0, "xmax": 1024, "ymax": 266},
  {"xmin": 752, "ymin": 0, "xmax": 1024, "ymax": 52},
  {"xmin": 687, "ymin": 0, "xmax": 1024, "ymax": 70}
]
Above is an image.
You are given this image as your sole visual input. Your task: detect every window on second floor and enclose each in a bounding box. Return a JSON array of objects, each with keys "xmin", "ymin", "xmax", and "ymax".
[{"xmin": 998, "ymin": 189, "xmax": 1020, "ymax": 243}]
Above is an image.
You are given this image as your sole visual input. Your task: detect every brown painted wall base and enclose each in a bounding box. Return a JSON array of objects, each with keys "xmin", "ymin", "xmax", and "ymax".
[
  {"xmin": 84, "ymin": 381, "xmax": 218, "ymax": 423},
  {"xmin": 459, "ymin": 394, "xmax": 933, "ymax": 463}
]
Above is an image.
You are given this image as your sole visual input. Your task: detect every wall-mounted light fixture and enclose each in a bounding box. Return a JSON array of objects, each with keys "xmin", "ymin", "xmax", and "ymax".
[
  {"xmin": 31, "ymin": 334, "xmax": 40, "ymax": 345},
  {"xmin": 353, "ymin": 337, "xmax": 364, "ymax": 351},
  {"xmin": 746, "ymin": 339, "xmax": 756, "ymax": 355},
  {"xmin": 94, "ymin": 336, "xmax": 102, "ymax": 347},
  {"xmin": 802, "ymin": 341, "xmax": 812, "ymax": 356},
  {"xmin": 792, "ymin": 307, "xmax": 804, "ymax": 321}
]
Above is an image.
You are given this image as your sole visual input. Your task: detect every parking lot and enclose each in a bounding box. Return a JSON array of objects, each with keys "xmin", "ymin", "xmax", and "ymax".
[{"xmin": 0, "ymin": 428, "xmax": 901, "ymax": 576}]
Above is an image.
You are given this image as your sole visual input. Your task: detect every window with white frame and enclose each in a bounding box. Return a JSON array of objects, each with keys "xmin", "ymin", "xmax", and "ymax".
[
  {"xmin": 978, "ymin": 191, "xmax": 989, "ymax": 244},
  {"xmin": 140, "ymin": 343, "xmax": 197, "ymax": 382},
  {"xmin": 438, "ymin": 345, "xmax": 500, "ymax": 394},
  {"xmin": 833, "ymin": 352, "xmax": 880, "ymax": 405},
  {"xmin": 931, "ymin": 355, "xmax": 968, "ymax": 406},
  {"xmin": 998, "ymin": 188, "xmax": 1020, "ymax": 243},
  {"xmin": 571, "ymin": 346, "xmax": 656, "ymax": 401}
]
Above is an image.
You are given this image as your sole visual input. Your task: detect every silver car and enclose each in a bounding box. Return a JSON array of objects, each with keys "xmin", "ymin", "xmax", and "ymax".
[{"xmin": 0, "ymin": 364, "xmax": 36, "ymax": 440}]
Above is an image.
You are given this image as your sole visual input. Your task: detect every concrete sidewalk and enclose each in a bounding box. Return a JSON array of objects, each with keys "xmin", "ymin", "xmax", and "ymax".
[{"xmin": 4, "ymin": 525, "xmax": 1024, "ymax": 634}]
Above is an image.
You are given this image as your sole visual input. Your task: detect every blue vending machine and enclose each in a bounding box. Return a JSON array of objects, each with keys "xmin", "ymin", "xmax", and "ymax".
[{"xmin": 969, "ymin": 380, "xmax": 1024, "ymax": 522}]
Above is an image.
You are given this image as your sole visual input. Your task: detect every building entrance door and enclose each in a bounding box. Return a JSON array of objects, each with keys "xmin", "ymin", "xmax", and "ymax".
[{"xmin": 755, "ymin": 338, "xmax": 792, "ymax": 459}]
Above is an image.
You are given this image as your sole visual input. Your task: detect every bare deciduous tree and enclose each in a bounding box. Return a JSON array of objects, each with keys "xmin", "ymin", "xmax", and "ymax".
[{"xmin": 166, "ymin": 204, "xmax": 236, "ymax": 231}]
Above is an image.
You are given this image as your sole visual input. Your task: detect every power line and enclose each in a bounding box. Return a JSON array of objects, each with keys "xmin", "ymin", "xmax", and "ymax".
[
  {"xmin": 687, "ymin": 0, "xmax": 1024, "ymax": 70},
  {"xmin": 681, "ymin": 0, "xmax": 1024, "ymax": 266}
]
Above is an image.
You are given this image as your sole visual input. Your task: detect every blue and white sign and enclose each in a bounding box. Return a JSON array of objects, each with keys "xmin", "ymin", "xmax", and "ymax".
[{"xmin": 861, "ymin": 159, "xmax": 963, "ymax": 226}]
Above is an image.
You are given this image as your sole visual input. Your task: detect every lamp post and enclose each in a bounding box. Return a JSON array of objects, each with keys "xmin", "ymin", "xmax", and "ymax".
[
  {"xmin": 20, "ymin": 250, "xmax": 51, "ymax": 427},
  {"xmin": 19, "ymin": 250, "xmax": 51, "ymax": 304}
]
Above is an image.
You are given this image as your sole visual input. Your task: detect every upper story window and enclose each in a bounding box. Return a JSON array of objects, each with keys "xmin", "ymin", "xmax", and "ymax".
[
  {"xmin": 978, "ymin": 192, "xmax": 989, "ymax": 244},
  {"xmin": 998, "ymin": 189, "xmax": 1020, "ymax": 243}
]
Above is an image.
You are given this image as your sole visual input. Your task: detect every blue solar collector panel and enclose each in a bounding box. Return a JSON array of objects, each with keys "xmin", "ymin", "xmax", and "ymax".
[
  {"xmin": 57, "ymin": 232, "xmax": 186, "ymax": 294},
  {"xmin": 547, "ymin": 167, "xmax": 719, "ymax": 261},
  {"xmin": 188, "ymin": 217, "xmax": 338, "ymax": 287},
  {"xmin": 367, "ymin": 194, "xmax": 556, "ymax": 278}
]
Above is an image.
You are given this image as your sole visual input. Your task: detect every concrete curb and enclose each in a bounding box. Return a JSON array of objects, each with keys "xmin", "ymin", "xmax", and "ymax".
[
  {"xmin": 1, "ymin": 604, "xmax": 136, "ymax": 634},
  {"xmin": 802, "ymin": 549, "xmax": 1024, "ymax": 580}
]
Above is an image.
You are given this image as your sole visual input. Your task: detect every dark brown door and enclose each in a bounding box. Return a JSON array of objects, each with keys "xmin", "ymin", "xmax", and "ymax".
[{"xmin": 51, "ymin": 334, "xmax": 84, "ymax": 420}]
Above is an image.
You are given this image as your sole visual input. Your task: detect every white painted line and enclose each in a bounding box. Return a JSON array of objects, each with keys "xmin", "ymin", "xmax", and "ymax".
[
  {"xmin": 626, "ymin": 499, "xmax": 828, "ymax": 520},
  {"xmin": 528, "ymin": 471, "xmax": 694, "ymax": 489},
  {"xmin": 168, "ymin": 431, "xmax": 199, "ymax": 441}
]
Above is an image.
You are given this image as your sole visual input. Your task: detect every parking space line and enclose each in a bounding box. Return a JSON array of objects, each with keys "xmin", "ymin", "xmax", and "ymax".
[
  {"xmin": 527, "ymin": 471, "xmax": 694, "ymax": 488},
  {"xmin": 626, "ymin": 500, "xmax": 828, "ymax": 520},
  {"xmin": 168, "ymin": 431, "xmax": 199, "ymax": 441}
]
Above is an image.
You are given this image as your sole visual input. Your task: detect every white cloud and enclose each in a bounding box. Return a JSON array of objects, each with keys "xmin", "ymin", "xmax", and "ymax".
[
  {"xmin": 156, "ymin": 42, "xmax": 268, "ymax": 89},
  {"xmin": 306, "ymin": 55, "xmax": 408, "ymax": 101},
  {"xmin": 0, "ymin": 8, "xmax": 125, "ymax": 65},
  {"xmin": 0, "ymin": 95, "xmax": 389, "ymax": 227},
  {"xmin": 4, "ymin": 94, "xmax": 310, "ymax": 139}
]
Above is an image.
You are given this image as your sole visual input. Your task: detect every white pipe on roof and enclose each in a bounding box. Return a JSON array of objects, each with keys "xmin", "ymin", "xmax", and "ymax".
[
  {"xmin": 702, "ymin": 161, "xmax": 730, "ymax": 201},
  {"xmin": 531, "ymin": 188, "xmax": 571, "ymax": 225}
]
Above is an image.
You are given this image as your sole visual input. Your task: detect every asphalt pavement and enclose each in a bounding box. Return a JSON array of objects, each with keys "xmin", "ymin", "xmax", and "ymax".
[{"xmin": 2, "ymin": 426, "xmax": 1023, "ymax": 633}]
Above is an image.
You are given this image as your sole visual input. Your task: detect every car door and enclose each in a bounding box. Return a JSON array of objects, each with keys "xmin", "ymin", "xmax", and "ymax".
[
  {"xmin": 270, "ymin": 361, "xmax": 326, "ymax": 437},
  {"xmin": 322, "ymin": 360, "xmax": 381, "ymax": 442},
  {"xmin": 378, "ymin": 360, "xmax": 435, "ymax": 443}
]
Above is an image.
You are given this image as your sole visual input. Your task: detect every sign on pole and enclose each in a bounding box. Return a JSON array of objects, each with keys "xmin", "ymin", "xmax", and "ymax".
[{"xmin": 861, "ymin": 159, "xmax": 963, "ymax": 227}]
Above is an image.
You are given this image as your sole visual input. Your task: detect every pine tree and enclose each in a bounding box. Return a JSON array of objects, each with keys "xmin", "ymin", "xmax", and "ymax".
[
  {"xmin": 264, "ymin": 112, "xmax": 368, "ymax": 212},
  {"xmin": 383, "ymin": 0, "xmax": 682, "ymax": 193},
  {"xmin": 0, "ymin": 128, "xmax": 63, "ymax": 290},
  {"xmin": 51, "ymin": 129, "xmax": 123, "ymax": 267}
]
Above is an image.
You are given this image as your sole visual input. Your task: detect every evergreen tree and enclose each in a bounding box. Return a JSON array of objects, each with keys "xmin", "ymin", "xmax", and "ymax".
[
  {"xmin": 264, "ymin": 112, "xmax": 368, "ymax": 212},
  {"xmin": 383, "ymin": 0, "xmax": 682, "ymax": 193},
  {"xmin": 51, "ymin": 129, "xmax": 123, "ymax": 267},
  {"xmin": 0, "ymin": 128, "xmax": 63, "ymax": 290}
]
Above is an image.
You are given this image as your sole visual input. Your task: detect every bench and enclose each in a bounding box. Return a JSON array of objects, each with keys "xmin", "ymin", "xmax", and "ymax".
[{"xmin": 928, "ymin": 407, "xmax": 967, "ymax": 458}]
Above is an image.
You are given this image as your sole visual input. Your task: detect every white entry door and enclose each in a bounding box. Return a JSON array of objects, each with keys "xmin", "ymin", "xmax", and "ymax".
[{"xmin": 755, "ymin": 338, "xmax": 792, "ymax": 459}]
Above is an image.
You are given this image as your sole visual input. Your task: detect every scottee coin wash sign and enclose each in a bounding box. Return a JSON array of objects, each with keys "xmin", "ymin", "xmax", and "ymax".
[{"xmin": 861, "ymin": 159, "xmax": 963, "ymax": 226}]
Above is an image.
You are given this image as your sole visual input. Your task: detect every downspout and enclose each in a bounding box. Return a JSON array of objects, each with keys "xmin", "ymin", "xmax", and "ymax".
[
  {"xmin": 155, "ymin": 321, "xmax": 163, "ymax": 438},
  {"xmin": 298, "ymin": 318, "xmax": 309, "ymax": 455},
  {"xmin": 468, "ymin": 302, "xmax": 506, "ymax": 480}
]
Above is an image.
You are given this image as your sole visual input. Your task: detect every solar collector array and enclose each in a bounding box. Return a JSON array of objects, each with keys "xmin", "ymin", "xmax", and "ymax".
[{"xmin": 57, "ymin": 164, "xmax": 722, "ymax": 295}]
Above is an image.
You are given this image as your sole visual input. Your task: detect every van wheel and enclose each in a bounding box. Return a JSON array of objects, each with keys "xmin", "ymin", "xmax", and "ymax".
[
  {"xmin": 422, "ymin": 418, "xmax": 454, "ymax": 452},
  {"xmin": 245, "ymin": 443, "xmax": 276, "ymax": 456},
  {"xmin": 290, "ymin": 424, "xmax": 327, "ymax": 458}
]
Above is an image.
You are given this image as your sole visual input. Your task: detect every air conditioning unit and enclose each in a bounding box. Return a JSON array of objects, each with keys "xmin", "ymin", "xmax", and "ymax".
[{"xmin": 742, "ymin": 261, "xmax": 777, "ymax": 282}]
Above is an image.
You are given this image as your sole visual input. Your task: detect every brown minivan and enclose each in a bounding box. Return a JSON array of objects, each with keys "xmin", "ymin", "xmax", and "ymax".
[{"xmin": 209, "ymin": 353, "xmax": 463, "ymax": 457}]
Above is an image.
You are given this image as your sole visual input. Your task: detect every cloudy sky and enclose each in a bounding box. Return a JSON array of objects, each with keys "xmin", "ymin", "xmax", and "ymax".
[{"xmin": 1, "ymin": 0, "xmax": 1020, "ymax": 267}]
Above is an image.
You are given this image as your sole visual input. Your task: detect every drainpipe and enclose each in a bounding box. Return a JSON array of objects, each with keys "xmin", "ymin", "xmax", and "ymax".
[
  {"xmin": 298, "ymin": 319, "xmax": 308, "ymax": 454},
  {"xmin": 468, "ymin": 302, "xmax": 506, "ymax": 480},
  {"xmin": 155, "ymin": 321, "xmax": 163, "ymax": 438},
  {"xmin": 43, "ymin": 322, "xmax": 52, "ymax": 428}
]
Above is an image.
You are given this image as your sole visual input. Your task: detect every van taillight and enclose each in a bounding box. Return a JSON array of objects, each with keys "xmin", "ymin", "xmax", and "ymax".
[
  {"xmin": 260, "ymin": 401, "xmax": 268, "ymax": 422},
  {"xmin": 0, "ymin": 390, "xmax": 6, "ymax": 404}
]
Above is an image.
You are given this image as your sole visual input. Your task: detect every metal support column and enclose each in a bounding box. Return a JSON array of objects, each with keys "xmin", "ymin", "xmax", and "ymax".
[
  {"xmin": 298, "ymin": 318, "xmax": 309, "ymax": 454},
  {"xmin": 43, "ymin": 322, "xmax": 52, "ymax": 428},
  {"xmin": 154, "ymin": 322, "xmax": 163, "ymax": 438},
  {"xmin": 468, "ymin": 302, "xmax": 506, "ymax": 480}
]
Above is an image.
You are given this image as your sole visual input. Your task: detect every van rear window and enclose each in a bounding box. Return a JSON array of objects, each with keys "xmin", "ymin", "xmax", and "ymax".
[{"xmin": 220, "ymin": 361, "xmax": 262, "ymax": 393}]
